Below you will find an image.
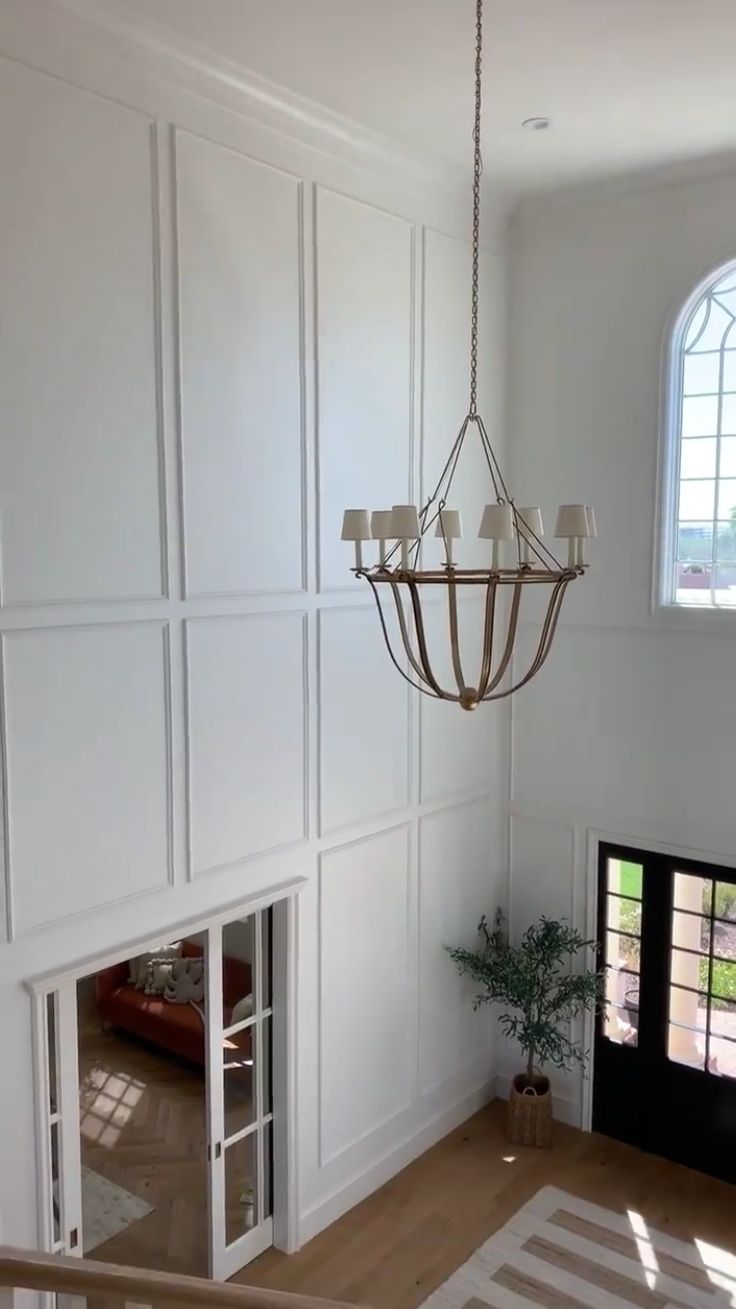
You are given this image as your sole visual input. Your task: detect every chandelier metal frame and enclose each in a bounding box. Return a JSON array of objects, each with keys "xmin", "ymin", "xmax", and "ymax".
[{"xmin": 341, "ymin": 0, "xmax": 592, "ymax": 710}]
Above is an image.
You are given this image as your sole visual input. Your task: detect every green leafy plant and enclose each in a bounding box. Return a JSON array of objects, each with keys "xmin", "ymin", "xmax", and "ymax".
[{"xmin": 446, "ymin": 910, "xmax": 606, "ymax": 1085}]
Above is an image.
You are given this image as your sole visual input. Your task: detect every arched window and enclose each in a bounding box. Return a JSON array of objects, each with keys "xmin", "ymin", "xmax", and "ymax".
[{"xmin": 661, "ymin": 263, "xmax": 736, "ymax": 609}]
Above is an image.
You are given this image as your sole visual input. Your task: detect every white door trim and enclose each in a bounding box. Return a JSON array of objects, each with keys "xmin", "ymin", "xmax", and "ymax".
[{"xmin": 28, "ymin": 878, "xmax": 305, "ymax": 1266}]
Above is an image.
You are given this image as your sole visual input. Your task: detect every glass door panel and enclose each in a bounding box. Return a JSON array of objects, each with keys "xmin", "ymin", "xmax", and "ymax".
[
  {"xmin": 207, "ymin": 907, "xmax": 274, "ymax": 1280},
  {"xmin": 37, "ymin": 983, "xmax": 83, "ymax": 1257},
  {"xmin": 601, "ymin": 856, "xmax": 643, "ymax": 1046},
  {"xmin": 668, "ymin": 872, "xmax": 736, "ymax": 1078}
]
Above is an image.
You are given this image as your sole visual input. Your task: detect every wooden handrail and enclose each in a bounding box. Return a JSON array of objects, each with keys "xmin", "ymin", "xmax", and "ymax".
[{"xmin": 0, "ymin": 1246, "xmax": 357, "ymax": 1309}]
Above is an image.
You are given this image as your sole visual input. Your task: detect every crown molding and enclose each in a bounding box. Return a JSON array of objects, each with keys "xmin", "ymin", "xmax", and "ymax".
[{"xmin": 47, "ymin": 0, "xmax": 470, "ymax": 199}]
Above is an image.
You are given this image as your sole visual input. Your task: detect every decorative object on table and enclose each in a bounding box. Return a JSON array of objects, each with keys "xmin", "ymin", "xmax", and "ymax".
[
  {"xmin": 416, "ymin": 1186, "xmax": 720, "ymax": 1309},
  {"xmin": 446, "ymin": 909, "xmax": 605, "ymax": 1147},
  {"xmin": 340, "ymin": 0, "xmax": 594, "ymax": 711}
]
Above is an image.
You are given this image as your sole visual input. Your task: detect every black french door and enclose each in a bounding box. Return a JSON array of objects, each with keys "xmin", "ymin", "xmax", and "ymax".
[{"xmin": 593, "ymin": 841, "xmax": 736, "ymax": 1183}]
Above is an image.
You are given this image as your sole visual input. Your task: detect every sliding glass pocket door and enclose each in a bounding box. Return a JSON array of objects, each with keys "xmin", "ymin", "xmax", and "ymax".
[{"xmin": 205, "ymin": 908, "xmax": 273, "ymax": 1280}]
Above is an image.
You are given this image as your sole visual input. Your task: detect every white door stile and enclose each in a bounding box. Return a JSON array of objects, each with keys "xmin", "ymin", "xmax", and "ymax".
[
  {"xmin": 57, "ymin": 982, "xmax": 83, "ymax": 1257},
  {"xmin": 205, "ymin": 924, "xmax": 225, "ymax": 1280}
]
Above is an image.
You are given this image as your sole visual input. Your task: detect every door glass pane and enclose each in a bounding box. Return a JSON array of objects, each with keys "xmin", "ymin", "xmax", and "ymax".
[
  {"xmin": 607, "ymin": 858, "xmax": 642, "ymax": 899},
  {"xmin": 263, "ymin": 1120, "xmax": 273, "ymax": 1220},
  {"xmin": 709, "ymin": 1000, "xmax": 736, "ymax": 1078},
  {"xmin": 606, "ymin": 895, "xmax": 641, "ymax": 936},
  {"xmin": 668, "ymin": 986, "xmax": 708, "ymax": 1070},
  {"xmin": 50, "ymin": 1120, "xmax": 62, "ymax": 1243},
  {"xmin": 672, "ymin": 910, "xmax": 710, "ymax": 953},
  {"xmin": 674, "ymin": 872, "xmax": 712, "ymax": 914},
  {"xmin": 262, "ymin": 908, "xmax": 273, "ymax": 1010},
  {"xmin": 225, "ymin": 1132, "xmax": 256, "ymax": 1246},
  {"xmin": 606, "ymin": 929, "xmax": 640, "ymax": 974},
  {"xmin": 670, "ymin": 948, "xmax": 708, "ymax": 995},
  {"xmin": 604, "ymin": 1003, "xmax": 638, "ymax": 1046},
  {"xmin": 223, "ymin": 1025, "xmax": 255, "ymax": 1140},
  {"xmin": 223, "ymin": 918, "xmax": 255, "ymax": 1028},
  {"xmin": 262, "ymin": 1016, "xmax": 272, "ymax": 1114},
  {"xmin": 714, "ymin": 881, "xmax": 736, "ymax": 923},
  {"xmin": 47, "ymin": 993, "xmax": 58, "ymax": 1116},
  {"xmin": 710, "ymin": 958, "xmax": 736, "ymax": 1002}
]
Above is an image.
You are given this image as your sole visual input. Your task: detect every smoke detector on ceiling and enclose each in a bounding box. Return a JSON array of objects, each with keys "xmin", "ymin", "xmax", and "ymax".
[{"xmin": 522, "ymin": 116, "xmax": 551, "ymax": 132}]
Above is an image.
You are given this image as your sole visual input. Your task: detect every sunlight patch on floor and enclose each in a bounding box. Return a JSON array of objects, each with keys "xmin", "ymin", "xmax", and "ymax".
[
  {"xmin": 80, "ymin": 1068, "xmax": 145, "ymax": 1148},
  {"xmin": 627, "ymin": 1209, "xmax": 659, "ymax": 1290}
]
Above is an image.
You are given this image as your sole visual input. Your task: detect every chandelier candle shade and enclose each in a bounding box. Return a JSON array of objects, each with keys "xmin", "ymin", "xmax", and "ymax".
[{"xmin": 340, "ymin": 0, "xmax": 593, "ymax": 709}]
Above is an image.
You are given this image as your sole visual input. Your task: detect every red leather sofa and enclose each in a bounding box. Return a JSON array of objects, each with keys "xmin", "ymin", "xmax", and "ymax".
[{"xmin": 95, "ymin": 940, "xmax": 251, "ymax": 1065}]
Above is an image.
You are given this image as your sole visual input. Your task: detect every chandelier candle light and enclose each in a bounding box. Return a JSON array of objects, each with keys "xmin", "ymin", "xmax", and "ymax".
[{"xmin": 340, "ymin": 0, "xmax": 594, "ymax": 710}]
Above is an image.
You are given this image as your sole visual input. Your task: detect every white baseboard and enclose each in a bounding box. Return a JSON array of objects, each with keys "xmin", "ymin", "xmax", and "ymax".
[
  {"xmin": 493, "ymin": 1071, "xmax": 582, "ymax": 1129},
  {"xmin": 297, "ymin": 1077, "xmax": 497, "ymax": 1246}
]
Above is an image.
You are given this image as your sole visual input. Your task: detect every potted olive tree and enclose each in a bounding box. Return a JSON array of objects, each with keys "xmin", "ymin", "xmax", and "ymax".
[{"xmin": 446, "ymin": 909, "xmax": 605, "ymax": 1147}]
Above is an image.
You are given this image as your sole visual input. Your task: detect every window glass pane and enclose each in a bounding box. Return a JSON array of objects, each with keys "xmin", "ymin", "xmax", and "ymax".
[
  {"xmin": 724, "ymin": 350, "xmax": 736, "ymax": 390},
  {"xmin": 719, "ymin": 437, "xmax": 736, "ymax": 477},
  {"xmin": 717, "ymin": 478, "xmax": 736, "ymax": 519},
  {"xmin": 223, "ymin": 918, "xmax": 254, "ymax": 1027},
  {"xmin": 713, "ymin": 564, "xmax": 736, "ymax": 604},
  {"xmin": 669, "ymin": 985, "xmax": 709, "ymax": 1032},
  {"xmin": 672, "ymin": 910, "xmax": 710, "ymax": 953},
  {"xmin": 677, "ymin": 522, "xmax": 713, "ymax": 562},
  {"xmin": 685, "ymin": 298, "xmax": 732, "ymax": 352},
  {"xmin": 680, "ymin": 438, "xmax": 716, "ymax": 479},
  {"xmin": 679, "ymin": 480, "xmax": 716, "ymax": 519},
  {"xmin": 223, "ymin": 1026, "xmax": 254, "ymax": 1140},
  {"xmin": 715, "ymin": 523, "xmax": 736, "ymax": 563},
  {"xmin": 722, "ymin": 393, "xmax": 736, "ymax": 434},
  {"xmin": 710, "ymin": 958, "xmax": 736, "ymax": 1002},
  {"xmin": 606, "ymin": 929, "xmax": 640, "ymax": 973},
  {"xmin": 674, "ymin": 872, "xmax": 712, "ymax": 914},
  {"xmin": 225, "ymin": 1132, "xmax": 256, "ymax": 1246},
  {"xmin": 715, "ymin": 881, "xmax": 736, "ymax": 923},
  {"xmin": 606, "ymin": 895, "xmax": 641, "ymax": 936},
  {"xmin": 681, "ymin": 395, "xmax": 718, "ymax": 435},
  {"xmin": 683, "ymin": 351, "xmax": 720, "ymax": 395},
  {"xmin": 604, "ymin": 1003, "xmax": 638, "ymax": 1047},
  {"xmin": 606, "ymin": 858, "xmax": 642, "ymax": 898}
]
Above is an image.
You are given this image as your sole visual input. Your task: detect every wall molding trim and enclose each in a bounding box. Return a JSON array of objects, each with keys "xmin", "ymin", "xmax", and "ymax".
[
  {"xmin": 47, "ymin": 0, "xmax": 469, "ymax": 200},
  {"xmin": 299, "ymin": 1076, "xmax": 496, "ymax": 1246}
]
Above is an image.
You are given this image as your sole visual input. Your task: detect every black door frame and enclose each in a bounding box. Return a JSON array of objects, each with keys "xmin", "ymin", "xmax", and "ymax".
[{"xmin": 589, "ymin": 836, "xmax": 736, "ymax": 1182}]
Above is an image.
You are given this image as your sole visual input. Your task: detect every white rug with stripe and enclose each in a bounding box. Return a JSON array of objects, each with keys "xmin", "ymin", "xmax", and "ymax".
[{"xmin": 422, "ymin": 1186, "xmax": 736, "ymax": 1309}]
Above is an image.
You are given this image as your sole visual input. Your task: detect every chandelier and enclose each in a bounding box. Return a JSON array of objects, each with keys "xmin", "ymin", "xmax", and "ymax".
[{"xmin": 340, "ymin": 0, "xmax": 594, "ymax": 710}]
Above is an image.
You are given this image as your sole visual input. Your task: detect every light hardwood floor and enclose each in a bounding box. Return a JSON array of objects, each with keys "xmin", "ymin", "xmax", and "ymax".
[
  {"xmin": 76, "ymin": 1006, "xmax": 735, "ymax": 1307},
  {"xmin": 241, "ymin": 1099, "xmax": 736, "ymax": 1309}
]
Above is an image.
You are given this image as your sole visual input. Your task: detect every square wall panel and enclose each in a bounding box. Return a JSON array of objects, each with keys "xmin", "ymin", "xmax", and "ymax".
[
  {"xmin": 186, "ymin": 613, "xmax": 307, "ymax": 876},
  {"xmin": 509, "ymin": 816, "xmax": 575, "ymax": 927},
  {"xmin": 177, "ymin": 131, "xmax": 305, "ymax": 597},
  {"xmin": 418, "ymin": 800, "xmax": 498, "ymax": 1094},
  {"xmin": 319, "ymin": 826, "xmax": 413, "ymax": 1162},
  {"xmin": 0, "ymin": 62, "xmax": 164, "ymax": 605},
  {"xmin": 318, "ymin": 607, "xmax": 410, "ymax": 834},
  {"xmin": 4, "ymin": 624, "xmax": 171, "ymax": 934},
  {"xmin": 316, "ymin": 189, "xmax": 414, "ymax": 591}
]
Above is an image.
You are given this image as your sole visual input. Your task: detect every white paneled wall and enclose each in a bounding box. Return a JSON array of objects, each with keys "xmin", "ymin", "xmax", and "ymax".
[
  {"xmin": 0, "ymin": 0, "xmax": 507, "ymax": 1255},
  {"xmin": 508, "ymin": 168, "xmax": 736, "ymax": 1125}
]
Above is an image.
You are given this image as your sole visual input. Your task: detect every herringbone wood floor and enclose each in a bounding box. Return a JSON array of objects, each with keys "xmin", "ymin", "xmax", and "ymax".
[{"xmin": 78, "ymin": 1004, "xmax": 210, "ymax": 1277}]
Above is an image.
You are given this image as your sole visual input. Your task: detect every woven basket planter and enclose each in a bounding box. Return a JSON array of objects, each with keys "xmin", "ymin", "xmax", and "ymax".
[{"xmin": 506, "ymin": 1072, "xmax": 553, "ymax": 1148}]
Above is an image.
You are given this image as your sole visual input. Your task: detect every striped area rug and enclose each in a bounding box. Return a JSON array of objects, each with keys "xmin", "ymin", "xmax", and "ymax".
[{"xmin": 422, "ymin": 1186, "xmax": 736, "ymax": 1309}]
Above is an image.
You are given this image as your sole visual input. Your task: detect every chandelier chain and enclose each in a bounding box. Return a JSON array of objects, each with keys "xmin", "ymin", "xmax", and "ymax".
[{"xmin": 469, "ymin": 0, "xmax": 483, "ymax": 416}]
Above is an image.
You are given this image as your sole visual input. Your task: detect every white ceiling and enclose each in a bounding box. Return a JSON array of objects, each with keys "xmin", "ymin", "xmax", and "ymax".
[{"xmin": 113, "ymin": 0, "xmax": 736, "ymax": 199}]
